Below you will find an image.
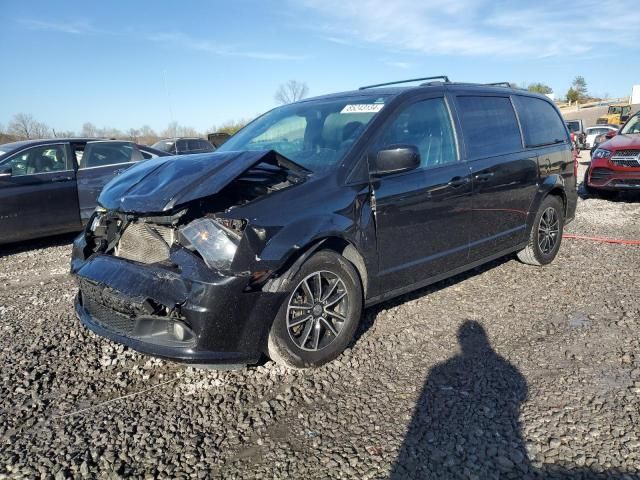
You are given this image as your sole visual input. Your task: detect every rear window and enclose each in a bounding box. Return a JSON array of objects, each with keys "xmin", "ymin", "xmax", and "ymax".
[
  {"xmin": 151, "ymin": 140, "xmax": 176, "ymax": 153},
  {"xmin": 456, "ymin": 96, "xmax": 522, "ymax": 158},
  {"xmin": 514, "ymin": 96, "xmax": 568, "ymax": 148}
]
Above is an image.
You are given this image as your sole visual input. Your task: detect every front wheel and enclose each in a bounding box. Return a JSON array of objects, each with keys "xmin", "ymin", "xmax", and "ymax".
[
  {"xmin": 267, "ymin": 250, "xmax": 363, "ymax": 368},
  {"xmin": 517, "ymin": 195, "xmax": 564, "ymax": 266}
]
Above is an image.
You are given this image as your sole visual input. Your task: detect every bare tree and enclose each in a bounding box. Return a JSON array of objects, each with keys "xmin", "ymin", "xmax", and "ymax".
[
  {"xmin": 54, "ymin": 130, "xmax": 76, "ymax": 138},
  {"xmin": 138, "ymin": 125, "xmax": 158, "ymax": 145},
  {"xmin": 82, "ymin": 122, "xmax": 98, "ymax": 137},
  {"xmin": 162, "ymin": 121, "xmax": 179, "ymax": 139},
  {"xmin": 176, "ymin": 125, "xmax": 200, "ymax": 137},
  {"xmin": 274, "ymin": 80, "xmax": 309, "ymax": 105},
  {"xmin": 127, "ymin": 128, "xmax": 140, "ymax": 141},
  {"xmin": 8, "ymin": 113, "xmax": 51, "ymax": 139}
]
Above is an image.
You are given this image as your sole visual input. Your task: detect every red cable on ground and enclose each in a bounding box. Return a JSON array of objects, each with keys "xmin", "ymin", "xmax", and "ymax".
[{"xmin": 563, "ymin": 233, "xmax": 640, "ymax": 246}]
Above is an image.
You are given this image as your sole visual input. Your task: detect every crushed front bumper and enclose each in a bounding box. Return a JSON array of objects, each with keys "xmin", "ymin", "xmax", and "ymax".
[{"xmin": 72, "ymin": 238, "xmax": 286, "ymax": 365}]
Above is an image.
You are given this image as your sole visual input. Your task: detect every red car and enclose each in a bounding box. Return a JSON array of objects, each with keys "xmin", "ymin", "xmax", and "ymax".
[{"xmin": 585, "ymin": 112, "xmax": 640, "ymax": 198}]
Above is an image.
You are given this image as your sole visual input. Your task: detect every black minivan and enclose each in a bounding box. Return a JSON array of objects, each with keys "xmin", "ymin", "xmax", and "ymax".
[{"xmin": 72, "ymin": 77, "xmax": 577, "ymax": 368}]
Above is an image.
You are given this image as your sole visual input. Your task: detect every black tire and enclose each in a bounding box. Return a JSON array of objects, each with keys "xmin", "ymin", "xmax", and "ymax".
[
  {"xmin": 517, "ymin": 195, "xmax": 564, "ymax": 266},
  {"xmin": 267, "ymin": 250, "xmax": 363, "ymax": 369}
]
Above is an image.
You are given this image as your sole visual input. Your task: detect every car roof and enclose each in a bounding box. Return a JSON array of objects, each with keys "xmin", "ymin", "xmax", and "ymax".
[
  {"xmin": 586, "ymin": 125, "xmax": 618, "ymax": 130},
  {"xmin": 296, "ymin": 81, "xmax": 547, "ymax": 105},
  {"xmin": 155, "ymin": 137, "xmax": 207, "ymax": 142},
  {"xmin": 0, "ymin": 138, "xmax": 108, "ymax": 150}
]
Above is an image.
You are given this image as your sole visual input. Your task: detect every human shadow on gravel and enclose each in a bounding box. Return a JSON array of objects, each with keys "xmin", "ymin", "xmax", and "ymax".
[
  {"xmin": 390, "ymin": 320, "xmax": 531, "ymax": 479},
  {"xmin": 0, "ymin": 231, "xmax": 77, "ymax": 258},
  {"xmin": 390, "ymin": 321, "xmax": 632, "ymax": 480}
]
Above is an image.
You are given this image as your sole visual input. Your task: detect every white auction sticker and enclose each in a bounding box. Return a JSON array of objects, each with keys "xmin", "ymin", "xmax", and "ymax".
[{"xmin": 340, "ymin": 104, "xmax": 384, "ymax": 114}]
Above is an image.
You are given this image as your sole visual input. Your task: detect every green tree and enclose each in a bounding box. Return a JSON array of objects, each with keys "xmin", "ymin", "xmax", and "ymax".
[
  {"xmin": 211, "ymin": 118, "xmax": 251, "ymax": 136},
  {"xmin": 571, "ymin": 76, "xmax": 588, "ymax": 100},
  {"xmin": 527, "ymin": 83, "xmax": 553, "ymax": 95},
  {"xmin": 566, "ymin": 87, "xmax": 580, "ymax": 103}
]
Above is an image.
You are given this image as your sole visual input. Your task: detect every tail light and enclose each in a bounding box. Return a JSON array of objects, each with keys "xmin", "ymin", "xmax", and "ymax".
[{"xmin": 573, "ymin": 148, "xmax": 578, "ymax": 178}]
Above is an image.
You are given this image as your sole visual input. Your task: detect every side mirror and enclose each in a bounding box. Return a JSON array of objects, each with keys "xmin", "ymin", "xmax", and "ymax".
[
  {"xmin": 0, "ymin": 166, "xmax": 12, "ymax": 177},
  {"xmin": 605, "ymin": 130, "xmax": 617, "ymax": 139},
  {"xmin": 370, "ymin": 145, "xmax": 420, "ymax": 177}
]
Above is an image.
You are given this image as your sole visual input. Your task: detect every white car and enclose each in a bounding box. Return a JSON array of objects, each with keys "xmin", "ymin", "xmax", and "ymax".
[{"xmin": 584, "ymin": 125, "xmax": 617, "ymax": 149}]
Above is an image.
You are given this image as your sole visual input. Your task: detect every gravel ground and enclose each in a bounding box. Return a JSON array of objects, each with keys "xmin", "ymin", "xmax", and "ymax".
[{"xmin": 1, "ymin": 152, "xmax": 639, "ymax": 479}]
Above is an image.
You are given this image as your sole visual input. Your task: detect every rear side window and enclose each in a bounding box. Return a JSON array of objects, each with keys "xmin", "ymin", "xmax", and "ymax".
[
  {"xmin": 456, "ymin": 96, "xmax": 522, "ymax": 158},
  {"xmin": 513, "ymin": 96, "xmax": 567, "ymax": 148}
]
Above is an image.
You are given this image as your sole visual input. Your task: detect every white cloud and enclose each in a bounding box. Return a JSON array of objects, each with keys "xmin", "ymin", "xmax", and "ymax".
[
  {"xmin": 300, "ymin": 0, "xmax": 640, "ymax": 58},
  {"xmin": 19, "ymin": 19, "xmax": 305, "ymax": 62},
  {"xmin": 146, "ymin": 32, "xmax": 306, "ymax": 61},
  {"xmin": 385, "ymin": 61, "xmax": 412, "ymax": 69},
  {"xmin": 19, "ymin": 19, "xmax": 96, "ymax": 35}
]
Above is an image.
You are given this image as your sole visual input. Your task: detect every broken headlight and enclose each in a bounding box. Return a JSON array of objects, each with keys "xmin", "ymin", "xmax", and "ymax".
[{"xmin": 178, "ymin": 218, "xmax": 241, "ymax": 270}]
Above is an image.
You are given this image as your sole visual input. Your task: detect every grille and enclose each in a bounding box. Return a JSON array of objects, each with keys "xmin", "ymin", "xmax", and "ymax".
[
  {"xmin": 590, "ymin": 168, "xmax": 613, "ymax": 182},
  {"xmin": 611, "ymin": 158, "xmax": 640, "ymax": 168},
  {"xmin": 115, "ymin": 222, "xmax": 175, "ymax": 264},
  {"xmin": 611, "ymin": 149, "xmax": 640, "ymax": 157},
  {"xmin": 82, "ymin": 291, "xmax": 137, "ymax": 336}
]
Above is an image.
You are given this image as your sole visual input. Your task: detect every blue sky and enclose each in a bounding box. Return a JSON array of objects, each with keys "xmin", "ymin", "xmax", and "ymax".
[{"xmin": 2, "ymin": 0, "xmax": 639, "ymax": 134}]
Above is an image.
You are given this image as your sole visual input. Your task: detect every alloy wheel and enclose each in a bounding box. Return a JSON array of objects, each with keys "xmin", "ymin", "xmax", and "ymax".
[
  {"xmin": 538, "ymin": 207, "xmax": 560, "ymax": 254},
  {"xmin": 286, "ymin": 271, "xmax": 349, "ymax": 352}
]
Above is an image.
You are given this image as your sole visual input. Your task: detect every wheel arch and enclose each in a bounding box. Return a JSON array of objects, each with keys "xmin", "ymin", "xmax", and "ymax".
[{"xmin": 263, "ymin": 236, "xmax": 369, "ymax": 298}]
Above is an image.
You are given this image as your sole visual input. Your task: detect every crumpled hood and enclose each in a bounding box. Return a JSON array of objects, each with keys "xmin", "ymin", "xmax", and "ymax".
[{"xmin": 98, "ymin": 150, "xmax": 307, "ymax": 213}]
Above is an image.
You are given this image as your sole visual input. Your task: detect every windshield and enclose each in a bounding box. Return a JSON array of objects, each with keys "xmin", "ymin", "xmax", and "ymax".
[
  {"xmin": 566, "ymin": 122, "xmax": 580, "ymax": 133},
  {"xmin": 216, "ymin": 95, "xmax": 388, "ymax": 172},
  {"xmin": 621, "ymin": 114, "xmax": 640, "ymax": 135}
]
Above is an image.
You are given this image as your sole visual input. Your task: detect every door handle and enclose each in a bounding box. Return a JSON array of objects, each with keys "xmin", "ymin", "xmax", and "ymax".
[
  {"xmin": 51, "ymin": 175, "xmax": 73, "ymax": 182},
  {"xmin": 474, "ymin": 172, "xmax": 495, "ymax": 182},
  {"xmin": 448, "ymin": 176, "xmax": 470, "ymax": 188}
]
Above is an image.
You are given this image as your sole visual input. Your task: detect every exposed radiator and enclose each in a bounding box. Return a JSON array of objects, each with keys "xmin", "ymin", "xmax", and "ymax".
[{"xmin": 114, "ymin": 222, "xmax": 175, "ymax": 264}]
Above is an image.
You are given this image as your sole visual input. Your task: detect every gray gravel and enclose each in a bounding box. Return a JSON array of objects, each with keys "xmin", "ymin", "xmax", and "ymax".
[{"xmin": 1, "ymin": 152, "xmax": 639, "ymax": 479}]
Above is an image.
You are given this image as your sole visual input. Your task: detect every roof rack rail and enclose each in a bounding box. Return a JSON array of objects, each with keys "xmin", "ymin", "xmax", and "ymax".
[
  {"xmin": 486, "ymin": 82, "xmax": 514, "ymax": 88},
  {"xmin": 359, "ymin": 76, "xmax": 450, "ymax": 90}
]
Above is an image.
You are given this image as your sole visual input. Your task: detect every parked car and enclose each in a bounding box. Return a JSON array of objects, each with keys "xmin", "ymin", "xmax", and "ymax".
[
  {"xmin": 565, "ymin": 119, "xmax": 586, "ymax": 149},
  {"xmin": 151, "ymin": 137, "xmax": 215, "ymax": 155},
  {"xmin": 72, "ymin": 77, "xmax": 577, "ymax": 368},
  {"xmin": 590, "ymin": 128, "xmax": 619, "ymax": 157},
  {"xmin": 584, "ymin": 125, "xmax": 618, "ymax": 151},
  {"xmin": 585, "ymin": 111, "xmax": 640, "ymax": 198},
  {"xmin": 0, "ymin": 139, "xmax": 168, "ymax": 244},
  {"xmin": 207, "ymin": 132, "xmax": 231, "ymax": 148}
]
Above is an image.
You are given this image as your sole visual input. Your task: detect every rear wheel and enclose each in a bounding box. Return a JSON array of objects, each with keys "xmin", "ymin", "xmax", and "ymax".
[
  {"xmin": 517, "ymin": 195, "xmax": 564, "ymax": 266},
  {"xmin": 267, "ymin": 250, "xmax": 363, "ymax": 368}
]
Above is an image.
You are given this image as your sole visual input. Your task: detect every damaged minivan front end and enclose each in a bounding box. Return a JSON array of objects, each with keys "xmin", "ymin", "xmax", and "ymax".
[{"xmin": 72, "ymin": 150, "xmax": 310, "ymax": 364}]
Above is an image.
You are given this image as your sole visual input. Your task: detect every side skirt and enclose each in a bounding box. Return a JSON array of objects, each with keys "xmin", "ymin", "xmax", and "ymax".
[{"xmin": 364, "ymin": 242, "xmax": 528, "ymax": 308}]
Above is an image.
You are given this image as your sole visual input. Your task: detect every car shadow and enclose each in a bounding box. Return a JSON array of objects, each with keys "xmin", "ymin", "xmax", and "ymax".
[
  {"xmin": 0, "ymin": 232, "xmax": 78, "ymax": 259},
  {"xmin": 390, "ymin": 320, "xmax": 631, "ymax": 479}
]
